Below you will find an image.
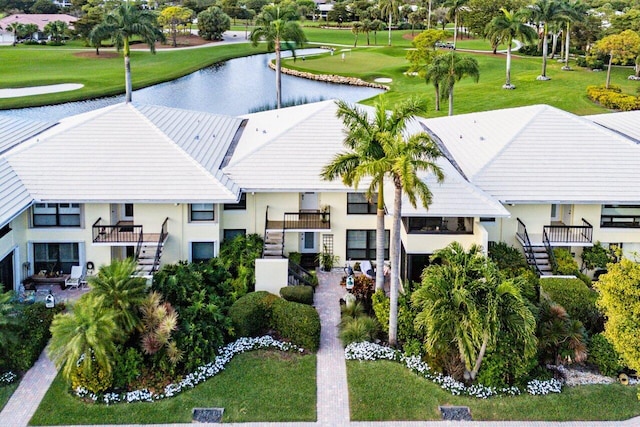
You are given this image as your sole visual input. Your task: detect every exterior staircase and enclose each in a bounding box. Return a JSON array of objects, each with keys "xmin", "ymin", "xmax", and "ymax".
[
  {"xmin": 136, "ymin": 241, "xmax": 164, "ymax": 277},
  {"xmin": 263, "ymin": 230, "xmax": 284, "ymax": 258},
  {"xmin": 523, "ymin": 244, "xmax": 553, "ymax": 276}
]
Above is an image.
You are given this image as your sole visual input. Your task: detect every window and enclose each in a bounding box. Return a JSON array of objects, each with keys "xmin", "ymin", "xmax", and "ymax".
[
  {"xmin": 190, "ymin": 203, "xmax": 215, "ymax": 221},
  {"xmin": 191, "ymin": 242, "xmax": 215, "ymax": 263},
  {"xmin": 601, "ymin": 205, "xmax": 640, "ymax": 228},
  {"xmin": 480, "ymin": 217, "xmax": 496, "ymax": 223},
  {"xmin": 224, "ymin": 193, "xmax": 247, "ymax": 210},
  {"xmin": 403, "ymin": 216, "xmax": 473, "ymax": 234},
  {"xmin": 346, "ymin": 230, "xmax": 389, "ymax": 260},
  {"xmin": 33, "ymin": 243, "xmax": 79, "ymax": 274},
  {"xmin": 223, "ymin": 229, "xmax": 246, "ymax": 241},
  {"xmin": 33, "ymin": 203, "xmax": 81, "ymax": 227},
  {"xmin": 347, "ymin": 193, "xmax": 377, "ymax": 214},
  {"xmin": 0, "ymin": 224, "xmax": 11, "ymax": 239}
]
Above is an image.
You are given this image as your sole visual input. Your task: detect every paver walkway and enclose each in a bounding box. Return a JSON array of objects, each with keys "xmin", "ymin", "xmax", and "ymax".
[{"xmin": 2, "ymin": 270, "xmax": 640, "ymax": 426}]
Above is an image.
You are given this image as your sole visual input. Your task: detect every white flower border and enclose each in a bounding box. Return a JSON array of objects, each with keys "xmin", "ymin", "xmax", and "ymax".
[
  {"xmin": 75, "ymin": 336, "xmax": 304, "ymax": 405},
  {"xmin": 345, "ymin": 341, "xmax": 562, "ymax": 399},
  {"xmin": 0, "ymin": 371, "xmax": 17, "ymax": 385}
]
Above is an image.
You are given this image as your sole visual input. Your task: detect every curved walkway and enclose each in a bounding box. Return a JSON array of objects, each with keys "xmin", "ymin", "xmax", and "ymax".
[{"xmin": 1, "ymin": 272, "xmax": 639, "ymax": 426}]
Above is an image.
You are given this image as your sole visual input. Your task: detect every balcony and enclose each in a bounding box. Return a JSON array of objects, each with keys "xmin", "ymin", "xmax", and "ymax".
[
  {"xmin": 92, "ymin": 217, "xmax": 151, "ymax": 245},
  {"xmin": 266, "ymin": 208, "xmax": 331, "ymax": 231},
  {"xmin": 539, "ymin": 218, "xmax": 593, "ymax": 246}
]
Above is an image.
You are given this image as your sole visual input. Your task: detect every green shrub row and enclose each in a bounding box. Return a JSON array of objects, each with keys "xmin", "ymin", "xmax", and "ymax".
[
  {"xmin": 280, "ymin": 286, "xmax": 314, "ymax": 305},
  {"xmin": 588, "ymin": 333, "xmax": 624, "ymax": 377},
  {"xmin": 586, "ymin": 85, "xmax": 640, "ymax": 111},
  {"xmin": 540, "ymin": 277, "xmax": 603, "ymax": 334},
  {"xmin": 230, "ymin": 291, "xmax": 320, "ymax": 352},
  {"xmin": 3, "ymin": 303, "xmax": 64, "ymax": 373}
]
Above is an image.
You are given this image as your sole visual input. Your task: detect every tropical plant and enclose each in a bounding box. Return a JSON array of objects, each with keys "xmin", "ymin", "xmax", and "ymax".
[
  {"xmin": 379, "ymin": 0, "xmax": 399, "ymax": 46},
  {"xmin": 594, "ymin": 258, "xmax": 640, "ymax": 378},
  {"xmin": 89, "ymin": 258, "xmax": 148, "ymax": 334},
  {"xmin": 527, "ymin": 0, "xmax": 571, "ymax": 80},
  {"xmin": 536, "ymin": 300, "xmax": 587, "ymax": 365},
  {"xmin": 339, "ymin": 315, "xmax": 380, "ymax": 346},
  {"xmin": 351, "ymin": 21, "xmax": 363, "ymax": 47},
  {"xmin": 43, "ymin": 20, "xmax": 68, "ymax": 44},
  {"xmin": 428, "ymin": 51, "xmax": 480, "ymax": 116},
  {"xmin": 594, "ymin": 30, "xmax": 640, "ymax": 89},
  {"xmin": 197, "ymin": 5, "xmax": 231, "ymax": 41},
  {"xmin": 485, "ymin": 8, "xmax": 538, "ymax": 89},
  {"xmin": 159, "ymin": 6, "xmax": 194, "ymax": 47},
  {"xmin": 406, "ymin": 29, "xmax": 448, "ymax": 78},
  {"xmin": 90, "ymin": 2, "xmax": 165, "ymax": 102},
  {"xmin": 48, "ymin": 294, "xmax": 123, "ymax": 392},
  {"xmin": 444, "ymin": 0, "xmax": 468, "ymax": 49},
  {"xmin": 321, "ymin": 98, "xmax": 428, "ymax": 293},
  {"xmin": 413, "ymin": 243, "xmax": 537, "ymax": 382},
  {"xmin": 6, "ymin": 22, "xmax": 23, "ymax": 46},
  {"xmin": 139, "ymin": 291, "xmax": 182, "ymax": 375},
  {"xmin": 382, "ymin": 105, "xmax": 444, "ymax": 346},
  {"xmin": 560, "ymin": 0, "xmax": 587, "ymax": 70},
  {"xmin": 581, "ymin": 241, "xmax": 613, "ymax": 271},
  {"xmin": 0, "ymin": 291, "xmax": 19, "ymax": 366},
  {"xmin": 250, "ymin": 4, "xmax": 307, "ymax": 109},
  {"xmin": 218, "ymin": 233, "xmax": 264, "ymax": 296}
]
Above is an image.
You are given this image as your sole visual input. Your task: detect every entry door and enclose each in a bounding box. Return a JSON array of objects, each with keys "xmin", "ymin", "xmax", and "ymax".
[
  {"xmin": 300, "ymin": 232, "xmax": 317, "ymax": 253},
  {"xmin": 551, "ymin": 204, "xmax": 572, "ymax": 225},
  {"xmin": 300, "ymin": 193, "xmax": 318, "ymax": 211}
]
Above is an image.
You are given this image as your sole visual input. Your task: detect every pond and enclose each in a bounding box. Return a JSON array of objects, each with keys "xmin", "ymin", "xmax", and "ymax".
[{"xmin": 1, "ymin": 49, "xmax": 383, "ymax": 121}]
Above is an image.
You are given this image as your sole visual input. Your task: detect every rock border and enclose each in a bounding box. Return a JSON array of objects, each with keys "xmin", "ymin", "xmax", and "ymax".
[{"xmin": 268, "ymin": 62, "xmax": 389, "ymax": 91}]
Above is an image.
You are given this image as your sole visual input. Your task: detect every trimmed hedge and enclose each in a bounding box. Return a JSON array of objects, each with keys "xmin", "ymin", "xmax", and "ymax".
[
  {"xmin": 280, "ymin": 285, "xmax": 314, "ymax": 305},
  {"xmin": 229, "ymin": 291, "xmax": 320, "ymax": 352},
  {"xmin": 540, "ymin": 277, "xmax": 603, "ymax": 334},
  {"xmin": 271, "ymin": 299, "xmax": 320, "ymax": 352},
  {"xmin": 588, "ymin": 333, "xmax": 624, "ymax": 377},
  {"xmin": 229, "ymin": 291, "xmax": 277, "ymax": 337},
  {"xmin": 587, "ymin": 85, "xmax": 640, "ymax": 111}
]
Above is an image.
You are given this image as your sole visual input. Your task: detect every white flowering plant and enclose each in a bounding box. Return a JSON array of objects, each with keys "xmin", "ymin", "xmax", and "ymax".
[
  {"xmin": 0, "ymin": 371, "xmax": 17, "ymax": 385},
  {"xmin": 345, "ymin": 341, "xmax": 562, "ymax": 399},
  {"xmin": 74, "ymin": 336, "xmax": 303, "ymax": 405}
]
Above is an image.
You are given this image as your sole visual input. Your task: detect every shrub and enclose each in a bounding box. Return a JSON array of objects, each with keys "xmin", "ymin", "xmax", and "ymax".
[
  {"xmin": 518, "ymin": 45, "xmax": 541, "ymax": 56},
  {"xmin": 588, "ymin": 333, "xmax": 624, "ymax": 377},
  {"xmin": 287, "ymin": 252, "xmax": 302, "ymax": 266},
  {"xmin": 581, "ymin": 242, "xmax": 614, "ymax": 271},
  {"xmin": 280, "ymin": 285, "xmax": 314, "ymax": 305},
  {"xmin": 552, "ymin": 248, "xmax": 579, "ymax": 275},
  {"xmin": 271, "ymin": 299, "xmax": 320, "ymax": 352},
  {"xmin": 5, "ymin": 303, "xmax": 64, "ymax": 372},
  {"xmin": 218, "ymin": 233, "xmax": 264, "ymax": 297},
  {"xmin": 477, "ymin": 332, "xmax": 538, "ymax": 388},
  {"xmin": 339, "ymin": 316, "xmax": 379, "ymax": 346},
  {"xmin": 70, "ymin": 361, "xmax": 113, "ymax": 394},
  {"xmin": 197, "ymin": 6, "xmax": 230, "ymax": 41},
  {"xmin": 371, "ymin": 284, "xmax": 424, "ymax": 355},
  {"xmin": 586, "ymin": 85, "xmax": 640, "ymax": 111},
  {"xmin": 229, "ymin": 291, "xmax": 277, "ymax": 338},
  {"xmin": 488, "ymin": 242, "xmax": 528, "ymax": 276},
  {"xmin": 341, "ymin": 274, "xmax": 375, "ymax": 312},
  {"xmin": 541, "ymin": 277, "xmax": 603, "ymax": 334},
  {"xmin": 111, "ymin": 347, "xmax": 144, "ymax": 389}
]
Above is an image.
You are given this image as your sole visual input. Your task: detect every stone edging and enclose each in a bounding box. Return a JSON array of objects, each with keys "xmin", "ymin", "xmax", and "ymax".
[{"xmin": 268, "ymin": 62, "xmax": 389, "ymax": 91}]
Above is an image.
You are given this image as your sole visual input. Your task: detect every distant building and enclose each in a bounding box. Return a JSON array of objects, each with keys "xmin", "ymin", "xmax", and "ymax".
[{"xmin": 0, "ymin": 14, "xmax": 76, "ymax": 44}]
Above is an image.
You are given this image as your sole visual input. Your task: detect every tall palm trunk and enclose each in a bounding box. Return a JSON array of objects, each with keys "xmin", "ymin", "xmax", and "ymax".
[
  {"xmin": 389, "ymin": 181, "xmax": 402, "ymax": 346},
  {"xmin": 550, "ymin": 31, "xmax": 558, "ymax": 58},
  {"xmin": 434, "ymin": 83, "xmax": 440, "ymax": 111},
  {"xmin": 448, "ymin": 84, "xmax": 454, "ymax": 116},
  {"xmin": 453, "ymin": 14, "xmax": 458, "ymax": 49},
  {"xmin": 428, "ymin": 0, "xmax": 432, "ymax": 29},
  {"xmin": 605, "ymin": 51, "xmax": 613, "ymax": 89},
  {"xmin": 124, "ymin": 37, "xmax": 132, "ymax": 103},
  {"xmin": 564, "ymin": 22, "xmax": 571, "ymax": 69},
  {"xmin": 375, "ymin": 179, "xmax": 386, "ymax": 292},
  {"xmin": 540, "ymin": 25, "xmax": 549, "ymax": 78},
  {"xmin": 275, "ymin": 39, "xmax": 282, "ymax": 109},
  {"xmin": 387, "ymin": 11, "xmax": 392, "ymax": 46},
  {"xmin": 505, "ymin": 39, "xmax": 513, "ymax": 88}
]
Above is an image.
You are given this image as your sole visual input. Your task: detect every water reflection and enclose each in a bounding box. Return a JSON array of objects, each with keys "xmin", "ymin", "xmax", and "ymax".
[{"xmin": 1, "ymin": 49, "xmax": 382, "ymax": 120}]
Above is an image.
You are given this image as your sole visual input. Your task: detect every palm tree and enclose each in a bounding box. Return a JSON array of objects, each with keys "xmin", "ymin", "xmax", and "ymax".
[
  {"xmin": 90, "ymin": 3, "xmax": 164, "ymax": 103},
  {"xmin": 89, "ymin": 258, "xmax": 148, "ymax": 334},
  {"xmin": 413, "ymin": 243, "xmax": 536, "ymax": 381},
  {"xmin": 528, "ymin": 0, "xmax": 569, "ymax": 80},
  {"xmin": 48, "ymin": 294, "xmax": 122, "ymax": 391},
  {"xmin": 424, "ymin": 53, "xmax": 448, "ymax": 112},
  {"xmin": 485, "ymin": 8, "xmax": 538, "ymax": 89},
  {"xmin": 430, "ymin": 51, "xmax": 480, "ymax": 116},
  {"xmin": 352, "ymin": 21, "xmax": 363, "ymax": 47},
  {"xmin": 379, "ymin": 0, "xmax": 399, "ymax": 46},
  {"xmin": 444, "ymin": 0, "xmax": 468, "ymax": 49},
  {"xmin": 383, "ymin": 119, "xmax": 444, "ymax": 346},
  {"xmin": 6, "ymin": 22, "xmax": 22, "ymax": 46},
  {"xmin": 250, "ymin": 5, "xmax": 307, "ymax": 109},
  {"xmin": 560, "ymin": 0, "xmax": 587, "ymax": 70},
  {"xmin": 322, "ymin": 99, "xmax": 427, "ymax": 293}
]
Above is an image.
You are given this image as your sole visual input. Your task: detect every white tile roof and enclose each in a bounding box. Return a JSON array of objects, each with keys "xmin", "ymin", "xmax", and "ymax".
[
  {"xmin": 0, "ymin": 158, "xmax": 32, "ymax": 228},
  {"xmin": 0, "ymin": 116, "xmax": 54, "ymax": 155},
  {"xmin": 383, "ymin": 159, "xmax": 510, "ymax": 217},
  {"xmin": 225, "ymin": 100, "xmax": 363, "ymax": 192},
  {"xmin": 585, "ymin": 110, "xmax": 640, "ymax": 144},
  {"xmin": 421, "ymin": 105, "xmax": 640, "ymax": 204},
  {"xmin": 5, "ymin": 103, "xmax": 242, "ymax": 203}
]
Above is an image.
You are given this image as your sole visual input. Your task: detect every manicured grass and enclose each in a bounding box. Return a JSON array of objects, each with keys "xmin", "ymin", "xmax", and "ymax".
[
  {"xmin": 0, "ymin": 42, "xmax": 267, "ymax": 109},
  {"xmin": 285, "ymin": 45, "xmax": 640, "ymax": 116},
  {"xmin": 30, "ymin": 350, "xmax": 316, "ymax": 425},
  {"xmin": 0, "ymin": 383, "xmax": 19, "ymax": 412},
  {"xmin": 348, "ymin": 360, "xmax": 640, "ymax": 421}
]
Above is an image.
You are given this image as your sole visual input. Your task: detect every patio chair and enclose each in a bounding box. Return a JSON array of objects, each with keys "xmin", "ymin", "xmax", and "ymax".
[
  {"xmin": 360, "ymin": 260, "xmax": 375, "ymax": 279},
  {"xmin": 65, "ymin": 265, "xmax": 84, "ymax": 290}
]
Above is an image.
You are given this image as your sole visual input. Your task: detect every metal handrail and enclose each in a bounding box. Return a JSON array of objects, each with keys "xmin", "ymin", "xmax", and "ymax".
[
  {"xmin": 92, "ymin": 217, "xmax": 143, "ymax": 243},
  {"xmin": 151, "ymin": 217, "xmax": 169, "ymax": 274},
  {"xmin": 543, "ymin": 219, "xmax": 593, "ymax": 244},
  {"xmin": 262, "ymin": 206, "xmax": 269, "ymax": 258},
  {"xmin": 287, "ymin": 260, "xmax": 315, "ymax": 288},
  {"xmin": 283, "ymin": 208, "xmax": 330, "ymax": 230},
  {"xmin": 542, "ymin": 228, "xmax": 558, "ymax": 274},
  {"xmin": 517, "ymin": 218, "xmax": 542, "ymax": 275}
]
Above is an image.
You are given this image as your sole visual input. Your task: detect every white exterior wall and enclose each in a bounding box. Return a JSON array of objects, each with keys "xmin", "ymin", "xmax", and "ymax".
[
  {"xmin": 490, "ymin": 204, "xmax": 552, "ymax": 247},
  {"xmin": 255, "ymin": 258, "xmax": 288, "ymax": 294},
  {"xmin": 401, "ymin": 219, "xmax": 489, "ymax": 255}
]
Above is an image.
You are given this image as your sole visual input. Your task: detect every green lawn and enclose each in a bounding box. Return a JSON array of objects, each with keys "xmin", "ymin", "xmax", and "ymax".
[
  {"xmin": 348, "ymin": 360, "xmax": 640, "ymax": 421},
  {"xmin": 0, "ymin": 42, "xmax": 267, "ymax": 109},
  {"xmin": 30, "ymin": 350, "xmax": 316, "ymax": 425},
  {"xmin": 285, "ymin": 45, "xmax": 640, "ymax": 116},
  {"xmin": 0, "ymin": 383, "xmax": 18, "ymax": 412}
]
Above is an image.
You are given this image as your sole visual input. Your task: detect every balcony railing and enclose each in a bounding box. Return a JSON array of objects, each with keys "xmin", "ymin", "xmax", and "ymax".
[
  {"xmin": 543, "ymin": 218, "xmax": 593, "ymax": 245},
  {"xmin": 92, "ymin": 217, "xmax": 143, "ymax": 244},
  {"xmin": 282, "ymin": 209, "xmax": 331, "ymax": 230}
]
